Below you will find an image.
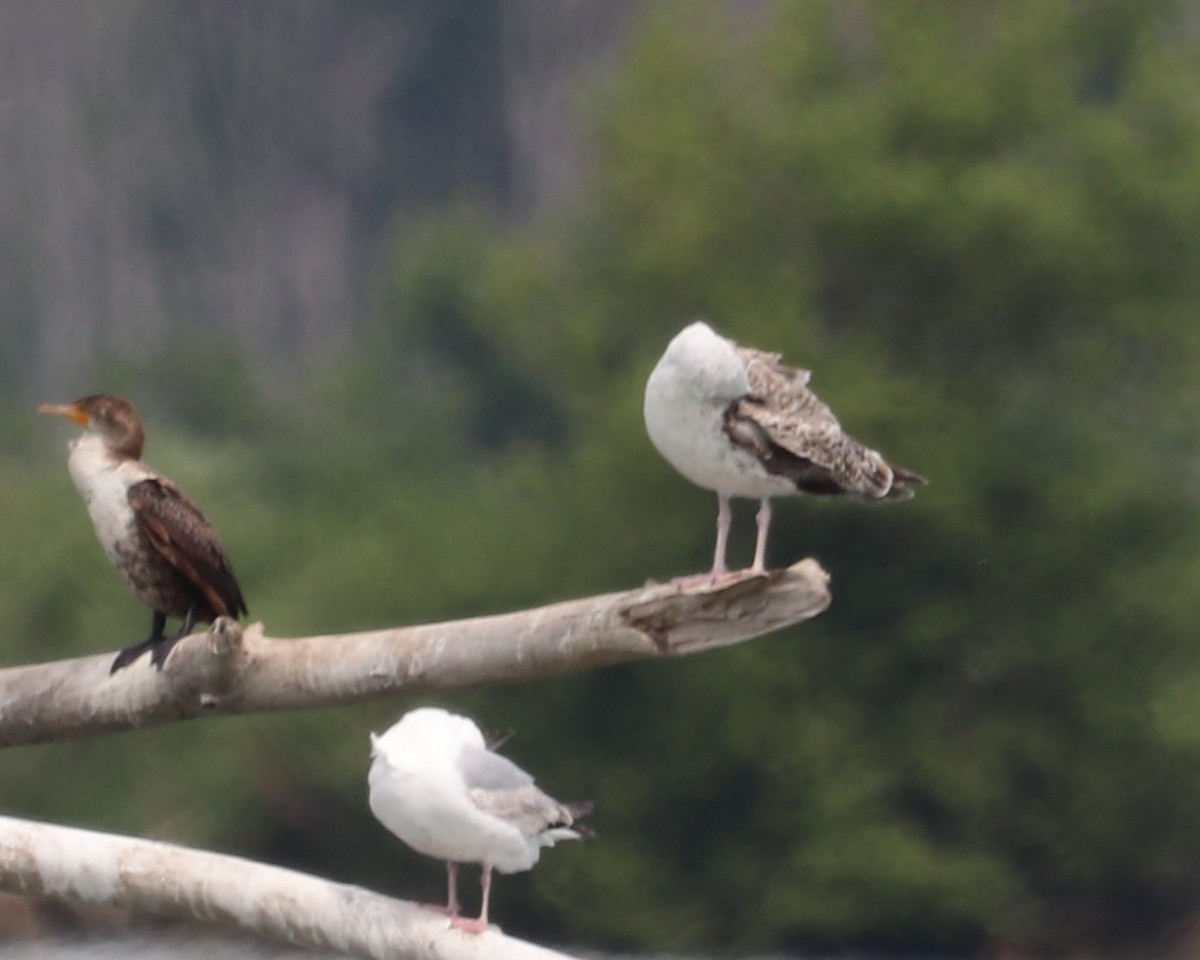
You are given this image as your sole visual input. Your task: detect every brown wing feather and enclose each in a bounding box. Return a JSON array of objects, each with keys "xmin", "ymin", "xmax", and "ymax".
[
  {"xmin": 127, "ymin": 478, "xmax": 247, "ymax": 619},
  {"xmin": 728, "ymin": 345, "xmax": 922, "ymax": 499}
]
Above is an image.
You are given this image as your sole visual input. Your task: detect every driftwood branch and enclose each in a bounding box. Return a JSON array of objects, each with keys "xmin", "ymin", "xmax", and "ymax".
[
  {"xmin": 0, "ymin": 814, "xmax": 577, "ymax": 960},
  {"xmin": 0, "ymin": 560, "xmax": 829, "ymax": 747}
]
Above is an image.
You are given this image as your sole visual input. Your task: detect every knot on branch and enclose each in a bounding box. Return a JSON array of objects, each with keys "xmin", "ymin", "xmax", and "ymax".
[
  {"xmin": 206, "ymin": 616, "xmax": 244, "ymax": 661},
  {"xmin": 178, "ymin": 618, "xmax": 253, "ymax": 710}
]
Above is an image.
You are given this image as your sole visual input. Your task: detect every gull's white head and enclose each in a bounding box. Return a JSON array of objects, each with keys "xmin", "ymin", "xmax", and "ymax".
[
  {"xmin": 659, "ymin": 320, "xmax": 750, "ymax": 403},
  {"xmin": 370, "ymin": 707, "xmax": 485, "ymax": 766}
]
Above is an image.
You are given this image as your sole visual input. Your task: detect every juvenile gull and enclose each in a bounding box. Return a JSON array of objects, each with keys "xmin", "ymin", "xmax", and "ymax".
[
  {"xmin": 368, "ymin": 707, "xmax": 591, "ymax": 935},
  {"xmin": 644, "ymin": 320, "xmax": 925, "ymax": 579},
  {"xmin": 39, "ymin": 394, "xmax": 247, "ymax": 673}
]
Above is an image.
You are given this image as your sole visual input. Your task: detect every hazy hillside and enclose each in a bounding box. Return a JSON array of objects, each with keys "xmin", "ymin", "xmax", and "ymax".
[{"xmin": 0, "ymin": 0, "xmax": 648, "ymax": 394}]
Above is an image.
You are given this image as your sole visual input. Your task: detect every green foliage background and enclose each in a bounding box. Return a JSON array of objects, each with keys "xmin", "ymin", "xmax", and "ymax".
[{"xmin": 4, "ymin": 1, "xmax": 1200, "ymax": 955}]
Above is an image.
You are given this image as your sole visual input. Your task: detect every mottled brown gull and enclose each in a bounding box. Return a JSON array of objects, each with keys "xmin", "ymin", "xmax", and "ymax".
[{"xmin": 644, "ymin": 320, "xmax": 925, "ymax": 579}]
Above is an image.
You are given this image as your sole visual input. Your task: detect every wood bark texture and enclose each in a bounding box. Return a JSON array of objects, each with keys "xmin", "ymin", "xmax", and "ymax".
[
  {"xmin": 0, "ymin": 560, "xmax": 830, "ymax": 747},
  {"xmin": 0, "ymin": 814, "xmax": 578, "ymax": 960}
]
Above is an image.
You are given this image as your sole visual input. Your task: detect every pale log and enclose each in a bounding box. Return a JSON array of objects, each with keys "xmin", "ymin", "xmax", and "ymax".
[
  {"xmin": 0, "ymin": 560, "xmax": 830, "ymax": 747},
  {"xmin": 0, "ymin": 814, "xmax": 577, "ymax": 960}
]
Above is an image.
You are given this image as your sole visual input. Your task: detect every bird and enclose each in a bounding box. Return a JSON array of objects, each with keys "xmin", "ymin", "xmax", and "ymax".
[
  {"xmin": 368, "ymin": 707, "xmax": 591, "ymax": 935},
  {"xmin": 39, "ymin": 394, "xmax": 247, "ymax": 674},
  {"xmin": 644, "ymin": 320, "xmax": 925, "ymax": 579}
]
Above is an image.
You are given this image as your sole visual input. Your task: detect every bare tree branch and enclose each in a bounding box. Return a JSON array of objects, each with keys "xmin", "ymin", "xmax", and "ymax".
[
  {"xmin": 0, "ymin": 560, "xmax": 830, "ymax": 747},
  {"xmin": 0, "ymin": 814, "xmax": 579, "ymax": 960}
]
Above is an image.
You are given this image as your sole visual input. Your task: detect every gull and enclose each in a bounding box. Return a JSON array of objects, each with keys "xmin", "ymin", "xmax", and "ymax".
[
  {"xmin": 644, "ymin": 320, "xmax": 925, "ymax": 579},
  {"xmin": 368, "ymin": 707, "xmax": 591, "ymax": 934}
]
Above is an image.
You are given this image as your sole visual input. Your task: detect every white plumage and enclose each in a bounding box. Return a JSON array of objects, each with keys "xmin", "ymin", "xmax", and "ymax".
[
  {"xmin": 65, "ymin": 431, "xmax": 155, "ymax": 572},
  {"xmin": 368, "ymin": 707, "xmax": 590, "ymax": 934},
  {"xmin": 644, "ymin": 320, "xmax": 924, "ymax": 578}
]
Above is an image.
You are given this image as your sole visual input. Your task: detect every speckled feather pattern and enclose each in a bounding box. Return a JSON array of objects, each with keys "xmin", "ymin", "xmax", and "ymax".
[
  {"xmin": 644, "ymin": 320, "xmax": 923, "ymax": 501},
  {"xmin": 729, "ymin": 344, "xmax": 906, "ymax": 500},
  {"xmin": 644, "ymin": 321, "xmax": 924, "ymax": 575}
]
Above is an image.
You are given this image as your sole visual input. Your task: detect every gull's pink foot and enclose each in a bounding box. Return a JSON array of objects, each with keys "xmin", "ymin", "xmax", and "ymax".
[
  {"xmin": 665, "ymin": 564, "xmax": 768, "ymax": 591},
  {"xmin": 667, "ymin": 569, "xmax": 743, "ymax": 590},
  {"xmin": 450, "ymin": 865, "xmax": 495, "ymax": 934},
  {"xmin": 654, "ymin": 492, "xmax": 775, "ymax": 589},
  {"xmin": 450, "ymin": 915, "xmax": 489, "ymax": 935}
]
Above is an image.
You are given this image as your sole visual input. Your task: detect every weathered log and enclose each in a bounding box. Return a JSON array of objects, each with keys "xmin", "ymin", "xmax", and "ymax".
[
  {"xmin": 0, "ymin": 814, "xmax": 576, "ymax": 960},
  {"xmin": 0, "ymin": 560, "xmax": 829, "ymax": 747}
]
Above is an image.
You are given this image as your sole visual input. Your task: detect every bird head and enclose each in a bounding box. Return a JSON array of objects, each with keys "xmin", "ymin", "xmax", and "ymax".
[
  {"xmin": 664, "ymin": 320, "xmax": 751, "ymax": 402},
  {"xmin": 39, "ymin": 394, "xmax": 146, "ymax": 460}
]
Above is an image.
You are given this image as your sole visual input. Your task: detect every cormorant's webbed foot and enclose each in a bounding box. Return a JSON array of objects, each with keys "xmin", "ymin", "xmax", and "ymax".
[
  {"xmin": 110, "ymin": 610, "xmax": 168, "ymax": 675},
  {"xmin": 110, "ymin": 608, "xmax": 201, "ymax": 674}
]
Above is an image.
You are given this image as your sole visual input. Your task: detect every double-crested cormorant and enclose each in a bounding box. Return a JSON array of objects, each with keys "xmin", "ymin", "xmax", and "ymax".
[{"xmin": 40, "ymin": 394, "xmax": 247, "ymax": 673}]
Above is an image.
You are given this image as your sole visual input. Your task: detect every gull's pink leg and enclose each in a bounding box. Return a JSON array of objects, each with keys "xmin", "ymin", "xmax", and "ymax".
[
  {"xmin": 422, "ymin": 861, "xmax": 459, "ymax": 916},
  {"xmin": 451, "ymin": 866, "xmax": 492, "ymax": 934},
  {"xmin": 711, "ymin": 492, "xmax": 732, "ymax": 579},
  {"xmin": 750, "ymin": 497, "xmax": 771, "ymax": 574},
  {"xmin": 666, "ymin": 492, "xmax": 744, "ymax": 588},
  {"xmin": 445, "ymin": 862, "xmax": 460, "ymax": 917}
]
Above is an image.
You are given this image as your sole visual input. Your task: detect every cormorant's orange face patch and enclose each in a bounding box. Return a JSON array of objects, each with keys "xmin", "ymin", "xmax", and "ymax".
[{"xmin": 37, "ymin": 403, "xmax": 91, "ymax": 428}]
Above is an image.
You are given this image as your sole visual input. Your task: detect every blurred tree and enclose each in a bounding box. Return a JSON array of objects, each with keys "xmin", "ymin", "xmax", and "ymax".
[{"xmin": 347, "ymin": 0, "xmax": 1200, "ymax": 953}]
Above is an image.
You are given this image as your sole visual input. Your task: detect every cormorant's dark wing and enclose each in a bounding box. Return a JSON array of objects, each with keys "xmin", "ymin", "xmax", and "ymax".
[{"xmin": 127, "ymin": 477, "xmax": 248, "ymax": 618}]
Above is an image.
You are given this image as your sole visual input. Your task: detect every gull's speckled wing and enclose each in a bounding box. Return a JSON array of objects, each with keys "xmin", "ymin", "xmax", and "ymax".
[{"xmin": 724, "ymin": 344, "xmax": 902, "ymax": 499}]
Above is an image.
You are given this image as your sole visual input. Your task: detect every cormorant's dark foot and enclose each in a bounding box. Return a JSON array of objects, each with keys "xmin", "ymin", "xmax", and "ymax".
[
  {"xmin": 110, "ymin": 610, "xmax": 169, "ymax": 675},
  {"xmin": 110, "ymin": 637, "xmax": 157, "ymax": 674}
]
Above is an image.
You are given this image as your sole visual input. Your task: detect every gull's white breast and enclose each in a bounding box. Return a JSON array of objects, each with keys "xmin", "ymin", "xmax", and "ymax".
[
  {"xmin": 65, "ymin": 434, "xmax": 152, "ymax": 568},
  {"xmin": 368, "ymin": 751, "xmax": 535, "ymax": 872},
  {"xmin": 644, "ymin": 323, "xmax": 795, "ymax": 498}
]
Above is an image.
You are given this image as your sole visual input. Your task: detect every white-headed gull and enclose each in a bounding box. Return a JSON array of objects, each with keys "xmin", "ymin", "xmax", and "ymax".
[
  {"xmin": 368, "ymin": 707, "xmax": 591, "ymax": 934},
  {"xmin": 644, "ymin": 320, "xmax": 925, "ymax": 579}
]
